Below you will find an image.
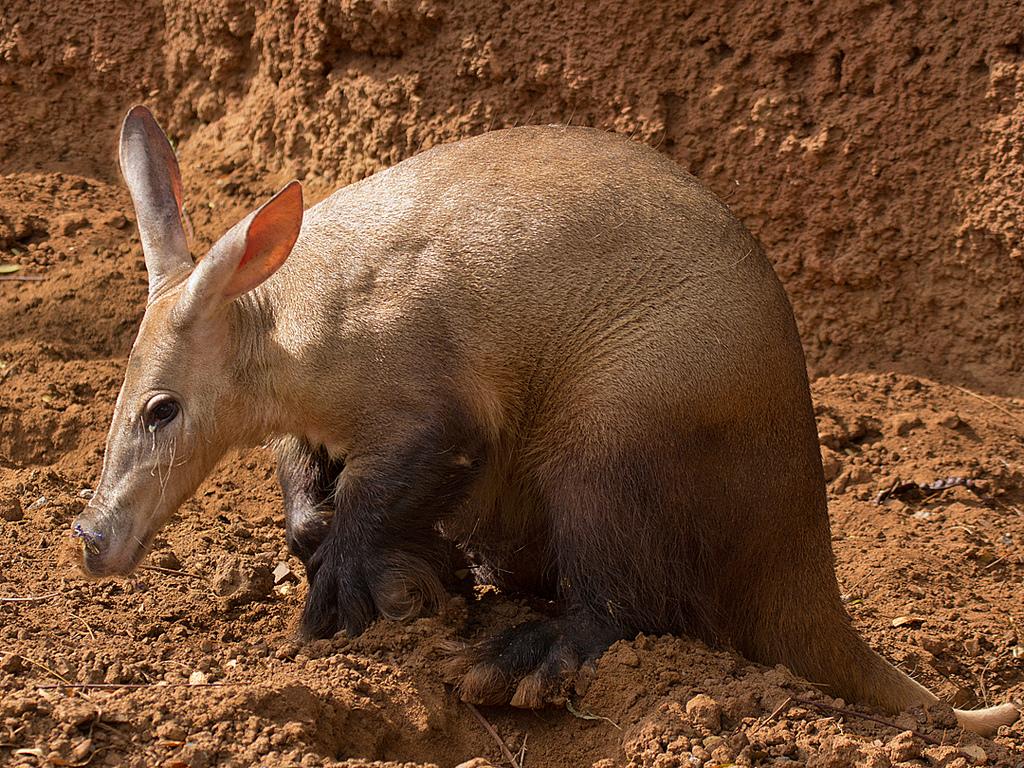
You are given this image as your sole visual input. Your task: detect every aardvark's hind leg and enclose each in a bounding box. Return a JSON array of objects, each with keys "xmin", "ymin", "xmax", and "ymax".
[
  {"xmin": 446, "ymin": 437, "xmax": 697, "ymax": 707},
  {"xmin": 443, "ymin": 489, "xmax": 630, "ymax": 709},
  {"xmin": 445, "ymin": 614, "xmax": 622, "ymax": 708}
]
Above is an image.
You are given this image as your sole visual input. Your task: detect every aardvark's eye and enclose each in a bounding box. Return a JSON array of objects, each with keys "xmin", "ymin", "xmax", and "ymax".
[{"xmin": 143, "ymin": 394, "xmax": 180, "ymax": 431}]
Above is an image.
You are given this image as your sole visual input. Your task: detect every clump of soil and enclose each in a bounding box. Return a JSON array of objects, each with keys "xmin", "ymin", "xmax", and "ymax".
[{"xmin": 2, "ymin": 2, "xmax": 1023, "ymax": 766}]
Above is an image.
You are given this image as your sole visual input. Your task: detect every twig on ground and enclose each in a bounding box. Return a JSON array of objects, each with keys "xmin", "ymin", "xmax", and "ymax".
[
  {"xmin": 56, "ymin": 744, "xmax": 110, "ymax": 767},
  {"xmin": 0, "ymin": 275, "xmax": 45, "ymax": 282},
  {"xmin": 37, "ymin": 681, "xmax": 231, "ymax": 690},
  {"xmin": 952, "ymin": 384, "xmax": 1024, "ymax": 428},
  {"xmin": 0, "ymin": 593, "xmax": 59, "ymax": 602},
  {"xmin": 976, "ymin": 651, "xmax": 1004, "ymax": 707},
  {"xmin": 69, "ymin": 611, "xmax": 97, "ymax": 641},
  {"xmin": 758, "ymin": 696, "xmax": 794, "ymax": 727},
  {"xmin": 789, "ymin": 697, "xmax": 940, "ymax": 745},
  {"xmin": 565, "ymin": 699, "xmax": 621, "ymax": 729},
  {"xmin": 875, "ymin": 476, "xmax": 980, "ymax": 505},
  {"xmin": 464, "ymin": 702, "xmax": 522, "ymax": 768},
  {"xmin": 138, "ymin": 564, "xmax": 204, "ymax": 580},
  {"xmin": 0, "ymin": 649, "xmax": 75, "ymax": 687}
]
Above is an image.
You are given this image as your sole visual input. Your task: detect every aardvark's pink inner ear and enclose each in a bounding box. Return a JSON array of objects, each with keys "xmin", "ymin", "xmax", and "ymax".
[{"xmin": 223, "ymin": 180, "xmax": 304, "ymax": 300}]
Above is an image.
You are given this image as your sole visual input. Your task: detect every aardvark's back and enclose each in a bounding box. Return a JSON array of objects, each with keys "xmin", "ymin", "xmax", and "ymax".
[{"xmin": 289, "ymin": 125, "xmax": 805, "ymax": 425}]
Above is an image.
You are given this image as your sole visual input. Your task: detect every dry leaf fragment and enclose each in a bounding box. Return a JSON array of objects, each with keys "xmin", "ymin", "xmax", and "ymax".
[
  {"xmin": 961, "ymin": 744, "xmax": 988, "ymax": 764},
  {"xmin": 891, "ymin": 615, "xmax": 925, "ymax": 628},
  {"xmin": 272, "ymin": 562, "xmax": 293, "ymax": 584}
]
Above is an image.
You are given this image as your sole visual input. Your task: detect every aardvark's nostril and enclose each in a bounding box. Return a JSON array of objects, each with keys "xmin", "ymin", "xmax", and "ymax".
[{"xmin": 72, "ymin": 522, "xmax": 106, "ymax": 555}]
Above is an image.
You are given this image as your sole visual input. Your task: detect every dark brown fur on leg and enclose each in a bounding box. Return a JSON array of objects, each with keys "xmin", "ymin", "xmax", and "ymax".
[
  {"xmin": 445, "ymin": 616, "xmax": 622, "ymax": 707},
  {"xmin": 301, "ymin": 411, "xmax": 483, "ymax": 639},
  {"xmin": 445, "ymin": 421, "xmax": 711, "ymax": 708},
  {"xmin": 275, "ymin": 436, "xmax": 343, "ymax": 565}
]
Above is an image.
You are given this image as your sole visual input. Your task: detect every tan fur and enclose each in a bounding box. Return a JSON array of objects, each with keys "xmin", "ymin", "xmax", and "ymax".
[
  {"xmin": 511, "ymin": 671, "xmax": 547, "ymax": 710},
  {"xmin": 456, "ymin": 663, "xmax": 510, "ymax": 707},
  {"xmin": 76, "ymin": 109, "xmax": 1019, "ymax": 735},
  {"xmin": 371, "ymin": 551, "xmax": 448, "ymax": 622}
]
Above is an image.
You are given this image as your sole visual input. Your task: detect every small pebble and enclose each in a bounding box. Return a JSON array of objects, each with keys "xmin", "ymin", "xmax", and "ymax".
[
  {"xmin": 70, "ymin": 738, "xmax": 93, "ymax": 761},
  {"xmin": 2, "ymin": 494, "xmax": 24, "ymax": 522},
  {"xmin": 887, "ymin": 730, "xmax": 921, "ymax": 763},
  {"xmin": 686, "ymin": 693, "xmax": 722, "ymax": 732},
  {"xmin": 936, "ymin": 411, "xmax": 962, "ymax": 429},
  {"xmin": 0, "ymin": 653, "xmax": 24, "ymax": 674},
  {"xmin": 155, "ymin": 722, "xmax": 186, "ymax": 741},
  {"xmin": 273, "ymin": 562, "xmax": 294, "ymax": 584},
  {"xmin": 960, "ymin": 744, "xmax": 988, "ymax": 765},
  {"xmin": 150, "ymin": 550, "xmax": 181, "ymax": 570}
]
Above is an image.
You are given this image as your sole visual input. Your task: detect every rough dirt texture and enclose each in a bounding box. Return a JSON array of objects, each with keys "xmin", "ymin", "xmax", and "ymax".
[{"xmin": 1, "ymin": 1, "xmax": 1023, "ymax": 767}]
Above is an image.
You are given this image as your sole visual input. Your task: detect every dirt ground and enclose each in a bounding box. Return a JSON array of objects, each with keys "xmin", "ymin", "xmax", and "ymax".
[{"xmin": 1, "ymin": 1, "xmax": 1023, "ymax": 766}]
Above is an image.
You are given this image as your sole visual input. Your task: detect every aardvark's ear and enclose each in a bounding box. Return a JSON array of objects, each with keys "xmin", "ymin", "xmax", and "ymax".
[
  {"xmin": 179, "ymin": 181, "xmax": 303, "ymax": 313},
  {"xmin": 118, "ymin": 105, "xmax": 192, "ymax": 300}
]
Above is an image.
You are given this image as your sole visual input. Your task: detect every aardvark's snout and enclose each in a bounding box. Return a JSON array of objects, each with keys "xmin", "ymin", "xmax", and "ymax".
[{"xmin": 71, "ymin": 507, "xmax": 147, "ymax": 577}]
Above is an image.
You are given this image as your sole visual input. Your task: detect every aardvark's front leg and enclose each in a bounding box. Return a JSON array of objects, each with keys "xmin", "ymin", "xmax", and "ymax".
[
  {"xmin": 275, "ymin": 436, "xmax": 343, "ymax": 565},
  {"xmin": 300, "ymin": 412, "xmax": 482, "ymax": 639}
]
